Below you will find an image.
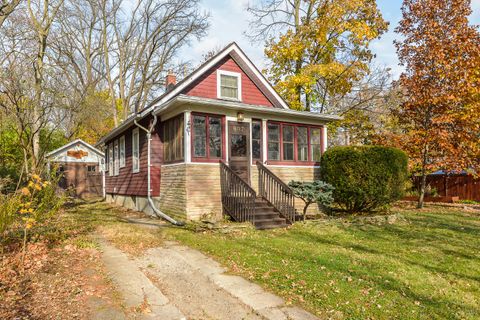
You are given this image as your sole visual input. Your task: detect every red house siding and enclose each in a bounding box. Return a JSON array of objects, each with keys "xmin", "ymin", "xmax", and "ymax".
[
  {"xmin": 183, "ymin": 55, "xmax": 274, "ymax": 107},
  {"xmin": 105, "ymin": 116, "xmax": 162, "ymax": 196}
]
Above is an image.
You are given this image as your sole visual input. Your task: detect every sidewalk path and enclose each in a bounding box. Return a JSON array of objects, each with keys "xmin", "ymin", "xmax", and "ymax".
[{"xmin": 99, "ymin": 237, "xmax": 318, "ymax": 320}]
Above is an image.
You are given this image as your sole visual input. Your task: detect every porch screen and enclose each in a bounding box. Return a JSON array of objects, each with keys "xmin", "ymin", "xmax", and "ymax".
[
  {"xmin": 252, "ymin": 120, "xmax": 262, "ymax": 161},
  {"xmin": 267, "ymin": 123, "xmax": 280, "ymax": 160},
  {"xmin": 163, "ymin": 115, "xmax": 184, "ymax": 163},
  {"xmin": 297, "ymin": 127, "xmax": 308, "ymax": 161},
  {"xmin": 192, "ymin": 114, "xmax": 223, "ymax": 160},
  {"xmin": 267, "ymin": 122, "xmax": 323, "ymax": 164}
]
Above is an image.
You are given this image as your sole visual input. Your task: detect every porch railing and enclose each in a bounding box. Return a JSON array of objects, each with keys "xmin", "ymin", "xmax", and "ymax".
[
  {"xmin": 256, "ymin": 161, "xmax": 295, "ymax": 224},
  {"xmin": 220, "ymin": 161, "xmax": 256, "ymax": 223}
]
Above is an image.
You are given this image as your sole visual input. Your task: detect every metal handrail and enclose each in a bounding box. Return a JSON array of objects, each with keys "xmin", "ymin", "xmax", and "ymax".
[
  {"xmin": 220, "ymin": 161, "xmax": 256, "ymax": 223},
  {"xmin": 256, "ymin": 161, "xmax": 295, "ymax": 224}
]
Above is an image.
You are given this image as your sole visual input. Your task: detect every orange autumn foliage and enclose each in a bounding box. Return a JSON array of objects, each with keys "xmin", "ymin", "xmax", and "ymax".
[
  {"xmin": 388, "ymin": 0, "xmax": 480, "ymax": 206},
  {"xmin": 391, "ymin": 0, "xmax": 480, "ymax": 169}
]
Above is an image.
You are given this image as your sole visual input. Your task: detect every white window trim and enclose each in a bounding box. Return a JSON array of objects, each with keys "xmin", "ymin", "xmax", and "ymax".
[
  {"xmin": 132, "ymin": 128, "xmax": 140, "ymax": 173},
  {"xmin": 217, "ymin": 70, "xmax": 242, "ymax": 101},
  {"xmin": 108, "ymin": 144, "xmax": 113, "ymax": 177},
  {"xmin": 119, "ymin": 136, "xmax": 125, "ymax": 168},
  {"xmin": 114, "ymin": 140, "xmax": 119, "ymax": 176}
]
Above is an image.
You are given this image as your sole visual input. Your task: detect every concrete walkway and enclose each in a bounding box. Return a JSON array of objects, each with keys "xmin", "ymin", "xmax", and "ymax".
[{"xmin": 99, "ymin": 238, "xmax": 318, "ymax": 320}]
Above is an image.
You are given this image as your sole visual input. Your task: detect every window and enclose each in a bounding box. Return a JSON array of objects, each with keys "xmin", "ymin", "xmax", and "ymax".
[
  {"xmin": 267, "ymin": 123, "xmax": 280, "ymax": 160},
  {"xmin": 252, "ymin": 120, "xmax": 262, "ymax": 161},
  {"xmin": 132, "ymin": 128, "xmax": 140, "ymax": 173},
  {"xmin": 267, "ymin": 122, "xmax": 323, "ymax": 164},
  {"xmin": 297, "ymin": 127, "xmax": 308, "ymax": 161},
  {"xmin": 108, "ymin": 144, "xmax": 113, "ymax": 176},
  {"xmin": 282, "ymin": 125, "xmax": 294, "ymax": 161},
  {"xmin": 114, "ymin": 140, "xmax": 119, "ymax": 176},
  {"xmin": 163, "ymin": 115, "xmax": 184, "ymax": 163},
  {"xmin": 87, "ymin": 165, "xmax": 96, "ymax": 172},
  {"xmin": 105, "ymin": 147, "xmax": 108, "ymax": 171},
  {"xmin": 217, "ymin": 70, "xmax": 241, "ymax": 100},
  {"xmin": 310, "ymin": 128, "xmax": 322, "ymax": 162},
  {"xmin": 192, "ymin": 114, "xmax": 223, "ymax": 161},
  {"xmin": 119, "ymin": 136, "xmax": 125, "ymax": 167}
]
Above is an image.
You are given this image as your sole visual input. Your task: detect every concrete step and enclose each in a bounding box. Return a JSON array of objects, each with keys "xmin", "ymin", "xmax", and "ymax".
[
  {"xmin": 254, "ymin": 217, "xmax": 287, "ymax": 229},
  {"xmin": 256, "ymin": 223, "xmax": 290, "ymax": 230},
  {"xmin": 255, "ymin": 206, "xmax": 277, "ymax": 213},
  {"xmin": 254, "ymin": 212, "xmax": 280, "ymax": 220}
]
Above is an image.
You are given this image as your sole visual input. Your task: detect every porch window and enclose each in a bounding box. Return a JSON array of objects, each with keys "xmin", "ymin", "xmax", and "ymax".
[
  {"xmin": 192, "ymin": 113, "xmax": 224, "ymax": 161},
  {"xmin": 310, "ymin": 128, "xmax": 322, "ymax": 162},
  {"xmin": 267, "ymin": 123, "xmax": 280, "ymax": 160},
  {"xmin": 267, "ymin": 122, "xmax": 323, "ymax": 164},
  {"xmin": 132, "ymin": 128, "xmax": 140, "ymax": 173},
  {"xmin": 252, "ymin": 120, "xmax": 262, "ymax": 161},
  {"xmin": 282, "ymin": 125, "xmax": 294, "ymax": 161},
  {"xmin": 119, "ymin": 136, "xmax": 125, "ymax": 167},
  {"xmin": 163, "ymin": 115, "xmax": 184, "ymax": 163},
  {"xmin": 217, "ymin": 70, "xmax": 241, "ymax": 100},
  {"xmin": 297, "ymin": 127, "xmax": 308, "ymax": 161}
]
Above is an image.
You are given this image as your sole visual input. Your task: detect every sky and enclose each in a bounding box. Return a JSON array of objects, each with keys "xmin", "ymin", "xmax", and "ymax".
[{"xmin": 180, "ymin": 0, "xmax": 480, "ymax": 79}]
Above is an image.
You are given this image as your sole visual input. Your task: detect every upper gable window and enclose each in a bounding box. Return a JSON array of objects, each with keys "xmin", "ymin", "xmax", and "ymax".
[{"xmin": 217, "ymin": 70, "xmax": 241, "ymax": 101}]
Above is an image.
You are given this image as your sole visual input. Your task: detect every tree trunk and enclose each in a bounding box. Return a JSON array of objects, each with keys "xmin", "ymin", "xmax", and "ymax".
[
  {"xmin": 100, "ymin": 2, "xmax": 118, "ymax": 127},
  {"xmin": 31, "ymin": 33, "xmax": 47, "ymax": 174},
  {"xmin": 302, "ymin": 202, "xmax": 311, "ymax": 222},
  {"xmin": 418, "ymin": 172, "xmax": 427, "ymax": 209},
  {"xmin": 293, "ymin": 0, "xmax": 303, "ymax": 110},
  {"xmin": 418, "ymin": 144, "xmax": 429, "ymax": 208},
  {"xmin": 0, "ymin": 0, "xmax": 21, "ymax": 27}
]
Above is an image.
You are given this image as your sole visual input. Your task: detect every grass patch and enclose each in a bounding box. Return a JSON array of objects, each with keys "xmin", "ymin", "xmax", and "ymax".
[
  {"xmin": 166, "ymin": 206, "xmax": 480, "ymax": 319},
  {"xmin": 97, "ymin": 223, "xmax": 163, "ymax": 256},
  {"xmin": 58, "ymin": 199, "xmax": 164, "ymax": 256}
]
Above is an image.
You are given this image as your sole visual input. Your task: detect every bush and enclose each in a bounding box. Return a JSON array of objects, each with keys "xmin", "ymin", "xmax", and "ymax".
[
  {"xmin": 0, "ymin": 174, "xmax": 65, "ymax": 248},
  {"xmin": 288, "ymin": 180, "xmax": 334, "ymax": 220},
  {"xmin": 320, "ymin": 145, "xmax": 408, "ymax": 212},
  {"xmin": 0, "ymin": 194, "xmax": 21, "ymax": 236}
]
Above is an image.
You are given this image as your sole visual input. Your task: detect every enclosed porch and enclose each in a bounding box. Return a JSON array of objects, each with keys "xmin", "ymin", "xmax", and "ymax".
[{"xmin": 155, "ymin": 95, "xmax": 335, "ymax": 228}]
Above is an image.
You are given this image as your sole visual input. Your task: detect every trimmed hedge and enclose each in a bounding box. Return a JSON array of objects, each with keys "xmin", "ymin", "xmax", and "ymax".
[{"xmin": 320, "ymin": 145, "xmax": 408, "ymax": 212}]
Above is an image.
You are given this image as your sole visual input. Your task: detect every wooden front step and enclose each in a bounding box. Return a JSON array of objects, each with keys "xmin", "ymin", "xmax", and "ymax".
[{"xmin": 253, "ymin": 198, "xmax": 290, "ymax": 230}]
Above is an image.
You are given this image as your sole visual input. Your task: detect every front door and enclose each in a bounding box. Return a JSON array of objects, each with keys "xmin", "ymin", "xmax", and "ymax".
[{"xmin": 228, "ymin": 121, "xmax": 250, "ymax": 183}]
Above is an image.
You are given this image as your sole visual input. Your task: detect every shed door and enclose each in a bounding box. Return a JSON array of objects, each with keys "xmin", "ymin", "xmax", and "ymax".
[{"xmin": 228, "ymin": 121, "xmax": 250, "ymax": 183}]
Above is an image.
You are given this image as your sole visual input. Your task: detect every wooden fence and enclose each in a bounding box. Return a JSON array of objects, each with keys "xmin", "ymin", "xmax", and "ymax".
[{"xmin": 414, "ymin": 174, "xmax": 480, "ymax": 201}]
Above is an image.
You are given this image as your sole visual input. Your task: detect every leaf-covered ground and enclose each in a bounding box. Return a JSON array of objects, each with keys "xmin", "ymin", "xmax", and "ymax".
[
  {"xmin": 166, "ymin": 205, "xmax": 480, "ymax": 319},
  {"xmin": 3, "ymin": 200, "xmax": 479, "ymax": 319},
  {"xmin": 0, "ymin": 199, "xmax": 131, "ymax": 319}
]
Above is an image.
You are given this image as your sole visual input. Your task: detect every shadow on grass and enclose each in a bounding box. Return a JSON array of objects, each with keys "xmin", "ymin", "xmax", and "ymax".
[{"xmin": 235, "ymin": 230, "xmax": 480, "ymax": 319}]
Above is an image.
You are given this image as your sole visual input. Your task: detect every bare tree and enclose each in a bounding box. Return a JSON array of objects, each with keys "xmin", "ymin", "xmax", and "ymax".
[
  {"xmin": 99, "ymin": 0, "xmax": 209, "ymax": 123},
  {"xmin": 246, "ymin": 0, "xmax": 308, "ymax": 42},
  {"xmin": 50, "ymin": 0, "xmax": 107, "ymax": 136},
  {"xmin": 26, "ymin": 0, "xmax": 64, "ymax": 171},
  {"xmin": 0, "ymin": 0, "xmax": 21, "ymax": 27}
]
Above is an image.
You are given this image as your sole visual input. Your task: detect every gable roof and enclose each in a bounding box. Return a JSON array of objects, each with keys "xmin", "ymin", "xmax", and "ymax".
[
  {"xmin": 145, "ymin": 42, "xmax": 289, "ymax": 113},
  {"xmin": 46, "ymin": 139, "xmax": 104, "ymax": 158},
  {"xmin": 97, "ymin": 42, "xmax": 341, "ymax": 145}
]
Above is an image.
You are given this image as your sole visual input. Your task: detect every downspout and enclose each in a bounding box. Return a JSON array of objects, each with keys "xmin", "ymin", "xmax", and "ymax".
[{"xmin": 134, "ymin": 114, "xmax": 185, "ymax": 226}]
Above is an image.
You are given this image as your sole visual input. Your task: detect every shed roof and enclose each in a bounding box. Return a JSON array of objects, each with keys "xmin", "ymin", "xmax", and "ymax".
[{"xmin": 46, "ymin": 139, "xmax": 104, "ymax": 159}]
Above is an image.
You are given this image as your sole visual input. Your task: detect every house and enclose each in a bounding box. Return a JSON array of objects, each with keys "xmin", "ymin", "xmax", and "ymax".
[
  {"xmin": 98, "ymin": 42, "xmax": 340, "ymax": 229},
  {"xmin": 47, "ymin": 139, "xmax": 105, "ymax": 198}
]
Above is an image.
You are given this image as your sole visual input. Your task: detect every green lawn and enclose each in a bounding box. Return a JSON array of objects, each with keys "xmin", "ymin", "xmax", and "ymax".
[{"xmin": 166, "ymin": 206, "xmax": 480, "ymax": 319}]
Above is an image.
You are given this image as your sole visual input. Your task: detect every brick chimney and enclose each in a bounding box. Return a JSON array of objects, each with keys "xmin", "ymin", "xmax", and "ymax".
[{"xmin": 165, "ymin": 70, "xmax": 176, "ymax": 92}]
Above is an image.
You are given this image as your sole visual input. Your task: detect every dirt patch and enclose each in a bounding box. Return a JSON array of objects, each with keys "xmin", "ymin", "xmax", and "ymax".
[{"xmin": 0, "ymin": 241, "xmax": 124, "ymax": 319}]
